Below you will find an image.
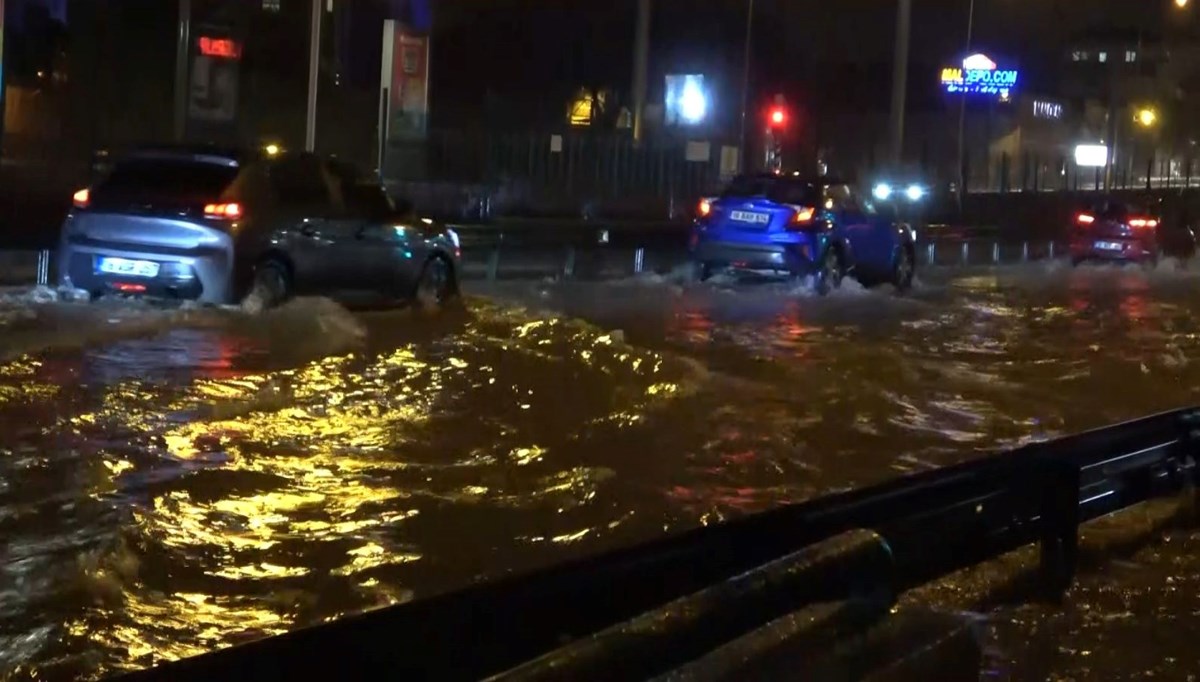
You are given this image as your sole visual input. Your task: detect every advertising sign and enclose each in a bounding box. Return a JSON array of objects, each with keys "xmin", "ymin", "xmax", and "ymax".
[
  {"xmin": 664, "ymin": 74, "xmax": 709, "ymax": 126},
  {"xmin": 188, "ymin": 32, "xmax": 241, "ymax": 123},
  {"xmin": 940, "ymin": 53, "xmax": 1018, "ymax": 98},
  {"xmin": 380, "ymin": 20, "xmax": 429, "ymax": 142},
  {"xmin": 1074, "ymin": 144, "xmax": 1108, "ymax": 168},
  {"xmin": 1032, "ymin": 100, "xmax": 1064, "ymax": 120}
]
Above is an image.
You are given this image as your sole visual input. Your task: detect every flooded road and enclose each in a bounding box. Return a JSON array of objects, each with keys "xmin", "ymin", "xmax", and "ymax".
[{"xmin": 2, "ymin": 263, "xmax": 1200, "ymax": 680}]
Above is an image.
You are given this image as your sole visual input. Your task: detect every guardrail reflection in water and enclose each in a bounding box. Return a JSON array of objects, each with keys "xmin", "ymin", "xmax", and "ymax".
[{"xmin": 115, "ymin": 408, "xmax": 1200, "ymax": 682}]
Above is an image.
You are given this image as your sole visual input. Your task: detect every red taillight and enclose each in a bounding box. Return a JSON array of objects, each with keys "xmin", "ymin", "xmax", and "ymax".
[
  {"xmin": 698, "ymin": 198, "xmax": 712, "ymax": 217},
  {"xmin": 72, "ymin": 188, "xmax": 90, "ymax": 208},
  {"xmin": 1076, "ymin": 213, "xmax": 1095, "ymax": 226},
  {"xmin": 1129, "ymin": 217, "xmax": 1158, "ymax": 229},
  {"xmin": 789, "ymin": 206, "xmax": 816, "ymax": 227},
  {"xmin": 204, "ymin": 202, "xmax": 243, "ymax": 219}
]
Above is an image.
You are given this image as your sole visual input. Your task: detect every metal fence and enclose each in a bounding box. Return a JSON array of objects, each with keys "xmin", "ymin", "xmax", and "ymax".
[
  {"xmin": 968, "ymin": 151, "xmax": 1200, "ymax": 194},
  {"xmin": 385, "ymin": 130, "xmax": 735, "ymax": 219}
]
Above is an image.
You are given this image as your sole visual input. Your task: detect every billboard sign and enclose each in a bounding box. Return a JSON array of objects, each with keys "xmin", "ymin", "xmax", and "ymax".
[
  {"xmin": 664, "ymin": 74, "xmax": 709, "ymax": 126},
  {"xmin": 1032, "ymin": 99, "xmax": 1064, "ymax": 120},
  {"xmin": 940, "ymin": 53, "xmax": 1018, "ymax": 98},
  {"xmin": 1074, "ymin": 144, "xmax": 1108, "ymax": 168},
  {"xmin": 188, "ymin": 32, "xmax": 241, "ymax": 124},
  {"xmin": 380, "ymin": 21, "xmax": 430, "ymax": 142}
]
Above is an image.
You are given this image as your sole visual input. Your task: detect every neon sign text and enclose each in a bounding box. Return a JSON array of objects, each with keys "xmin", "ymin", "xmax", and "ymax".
[{"xmin": 940, "ymin": 53, "xmax": 1018, "ymax": 97}]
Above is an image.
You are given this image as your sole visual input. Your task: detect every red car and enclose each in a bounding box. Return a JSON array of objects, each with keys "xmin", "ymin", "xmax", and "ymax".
[{"xmin": 1069, "ymin": 200, "xmax": 1173, "ymax": 267}]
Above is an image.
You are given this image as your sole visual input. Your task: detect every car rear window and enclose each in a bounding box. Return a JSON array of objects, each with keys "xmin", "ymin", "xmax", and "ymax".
[
  {"xmin": 93, "ymin": 158, "xmax": 240, "ymax": 204},
  {"xmin": 721, "ymin": 176, "xmax": 819, "ymax": 205}
]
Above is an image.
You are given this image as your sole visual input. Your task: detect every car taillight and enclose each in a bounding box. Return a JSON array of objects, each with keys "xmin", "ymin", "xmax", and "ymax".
[
  {"xmin": 788, "ymin": 206, "xmax": 816, "ymax": 228},
  {"xmin": 204, "ymin": 202, "xmax": 243, "ymax": 219},
  {"xmin": 72, "ymin": 188, "xmax": 90, "ymax": 209},
  {"xmin": 1076, "ymin": 213, "xmax": 1095, "ymax": 226},
  {"xmin": 1129, "ymin": 217, "xmax": 1158, "ymax": 229},
  {"xmin": 698, "ymin": 198, "xmax": 713, "ymax": 217}
]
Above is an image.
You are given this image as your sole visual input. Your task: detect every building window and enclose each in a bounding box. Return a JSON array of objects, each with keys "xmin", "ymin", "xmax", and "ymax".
[
  {"xmin": 1126, "ymin": 50, "xmax": 1138, "ymax": 63},
  {"xmin": 1072, "ymin": 50, "xmax": 1089, "ymax": 62},
  {"xmin": 1099, "ymin": 51, "xmax": 1108, "ymax": 63},
  {"xmin": 262, "ymin": 0, "xmax": 281, "ymax": 11}
]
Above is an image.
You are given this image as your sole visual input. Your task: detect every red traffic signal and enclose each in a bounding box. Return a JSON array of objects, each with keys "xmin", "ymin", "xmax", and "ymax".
[{"xmin": 768, "ymin": 107, "xmax": 786, "ymax": 127}]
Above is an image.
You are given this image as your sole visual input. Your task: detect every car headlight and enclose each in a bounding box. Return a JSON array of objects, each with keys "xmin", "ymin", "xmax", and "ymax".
[
  {"xmin": 905, "ymin": 184, "xmax": 926, "ymax": 202},
  {"xmin": 445, "ymin": 228, "xmax": 460, "ymax": 249},
  {"xmin": 873, "ymin": 183, "xmax": 893, "ymax": 201}
]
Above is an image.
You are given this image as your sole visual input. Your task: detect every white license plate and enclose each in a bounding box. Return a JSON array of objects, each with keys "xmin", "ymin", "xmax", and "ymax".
[
  {"xmin": 97, "ymin": 257, "xmax": 160, "ymax": 277},
  {"xmin": 1094, "ymin": 241, "xmax": 1124, "ymax": 251},
  {"xmin": 730, "ymin": 210, "xmax": 770, "ymax": 224}
]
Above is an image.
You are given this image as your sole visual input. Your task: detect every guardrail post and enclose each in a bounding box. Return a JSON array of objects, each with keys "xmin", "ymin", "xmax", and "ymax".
[
  {"xmin": 634, "ymin": 247, "xmax": 645, "ymax": 275},
  {"xmin": 1038, "ymin": 459, "xmax": 1081, "ymax": 597},
  {"xmin": 992, "ymin": 242, "xmax": 999, "ymax": 264},
  {"xmin": 487, "ymin": 248, "xmax": 500, "ymax": 281},
  {"xmin": 1048, "ymin": 242, "xmax": 1056, "ymax": 260},
  {"xmin": 926, "ymin": 242, "xmax": 935, "ymax": 266},
  {"xmin": 1022, "ymin": 242, "xmax": 1029, "ymax": 262},
  {"xmin": 37, "ymin": 250, "xmax": 50, "ymax": 286},
  {"xmin": 960, "ymin": 241, "xmax": 969, "ymax": 266},
  {"xmin": 563, "ymin": 246, "xmax": 576, "ymax": 279}
]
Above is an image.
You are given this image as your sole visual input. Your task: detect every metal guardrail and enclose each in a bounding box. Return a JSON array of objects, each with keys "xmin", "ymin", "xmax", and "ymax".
[
  {"xmin": 114, "ymin": 408, "xmax": 1200, "ymax": 681},
  {"xmin": 455, "ymin": 236, "xmax": 1065, "ymax": 282},
  {"xmin": 12, "ymin": 235, "xmax": 1066, "ymax": 292}
]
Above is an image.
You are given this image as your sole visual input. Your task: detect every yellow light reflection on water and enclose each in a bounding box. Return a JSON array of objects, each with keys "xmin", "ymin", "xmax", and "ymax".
[{"xmin": 69, "ymin": 305, "xmax": 698, "ymax": 675}]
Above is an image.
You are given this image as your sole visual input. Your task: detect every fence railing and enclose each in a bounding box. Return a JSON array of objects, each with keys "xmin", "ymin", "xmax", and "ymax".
[
  {"xmin": 115, "ymin": 407, "xmax": 1200, "ymax": 681},
  {"xmin": 967, "ymin": 151, "xmax": 1200, "ymax": 195}
]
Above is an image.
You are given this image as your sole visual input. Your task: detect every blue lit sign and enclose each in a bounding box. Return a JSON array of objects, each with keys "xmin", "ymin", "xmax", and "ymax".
[{"xmin": 940, "ymin": 53, "xmax": 1018, "ymax": 98}]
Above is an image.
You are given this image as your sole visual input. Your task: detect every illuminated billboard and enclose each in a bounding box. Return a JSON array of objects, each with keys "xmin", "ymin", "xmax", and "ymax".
[
  {"xmin": 664, "ymin": 74, "xmax": 709, "ymax": 126},
  {"xmin": 940, "ymin": 53, "xmax": 1018, "ymax": 98}
]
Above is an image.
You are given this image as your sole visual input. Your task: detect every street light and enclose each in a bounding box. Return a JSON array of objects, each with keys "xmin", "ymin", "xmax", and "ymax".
[
  {"xmin": 1136, "ymin": 107, "xmax": 1159, "ymax": 127},
  {"xmin": 1176, "ymin": 0, "xmax": 1189, "ymax": 9}
]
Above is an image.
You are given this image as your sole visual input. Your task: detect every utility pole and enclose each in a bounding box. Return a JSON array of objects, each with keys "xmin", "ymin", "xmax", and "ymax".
[
  {"xmin": 738, "ymin": 0, "xmax": 755, "ymax": 172},
  {"xmin": 305, "ymin": 0, "xmax": 323, "ymax": 152},
  {"xmin": 631, "ymin": 0, "xmax": 651, "ymax": 145},
  {"xmin": 888, "ymin": 0, "xmax": 912, "ymax": 166},
  {"xmin": 956, "ymin": 0, "xmax": 975, "ymax": 204},
  {"xmin": 173, "ymin": 0, "xmax": 192, "ymax": 142}
]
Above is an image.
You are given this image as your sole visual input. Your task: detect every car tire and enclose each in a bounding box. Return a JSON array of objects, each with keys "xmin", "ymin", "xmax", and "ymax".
[
  {"xmin": 414, "ymin": 256, "xmax": 457, "ymax": 309},
  {"xmin": 813, "ymin": 247, "xmax": 842, "ymax": 297},
  {"xmin": 892, "ymin": 246, "xmax": 915, "ymax": 293},
  {"xmin": 248, "ymin": 259, "xmax": 291, "ymax": 310}
]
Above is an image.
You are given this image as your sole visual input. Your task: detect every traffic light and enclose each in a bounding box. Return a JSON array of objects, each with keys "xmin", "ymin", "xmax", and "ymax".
[{"xmin": 769, "ymin": 106, "xmax": 787, "ymax": 127}]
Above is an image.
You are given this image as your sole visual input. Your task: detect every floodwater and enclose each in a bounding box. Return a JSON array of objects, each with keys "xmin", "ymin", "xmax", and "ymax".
[{"xmin": 1, "ymin": 262, "xmax": 1200, "ymax": 680}]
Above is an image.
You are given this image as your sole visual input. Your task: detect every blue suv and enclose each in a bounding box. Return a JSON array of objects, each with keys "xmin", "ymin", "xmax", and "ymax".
[{"xmin": 689, "ymin": 175, "xmax": 916, "ymax": 294}]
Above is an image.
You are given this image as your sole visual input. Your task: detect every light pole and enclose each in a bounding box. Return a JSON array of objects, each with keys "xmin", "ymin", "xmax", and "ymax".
[
  {"xmin": 305, "ymin": 0, "xmax": 323, "ymax": 152},
  {"xmin": 955, "ymin": 0, "xmax": 976, "ymax": 204},
  {"xmin": 631, "ymin": 0, "xmax": 651, "ymax": 145},
  {"xmin": 888, "ymin": 0, "xmax": 912, "ymax": 165},
  {"xmin": 173, "ymin": 0, "xmax": 192, "ymax": 142},
  {"xmin": 738, "ymin": 0, "xmax": 755, "ymax": 172}
]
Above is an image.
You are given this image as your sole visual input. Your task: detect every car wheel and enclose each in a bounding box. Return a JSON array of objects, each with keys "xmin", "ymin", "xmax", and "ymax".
[
  {"xmin": 892, "ymin": 246, "xmax": 915, "ymax": 293},
  {"xmin": 813, "ymin": 247, "xmax": 842, "ymax": 297},
  {"xmin": 414, "ymin": 256, "xmax": 456, "ymax": 308},
  {"xmin": 247, "ymin": 259, "xmax": 291, "ymax": 310}
]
